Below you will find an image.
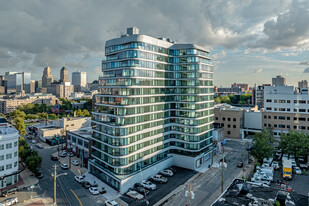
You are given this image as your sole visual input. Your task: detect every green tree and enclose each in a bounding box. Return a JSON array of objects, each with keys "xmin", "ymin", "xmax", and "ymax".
[
  {"xmin": 10, "ymin": 109, "xmax": 26, "ymax": 119},
  {"xmin": 279, "ymin": 130, "xmax": 309, "ymax": 159},
  {"xmin": 220, "ymin": 95, "xmax": 231, "ymax": 104},
  {"xmin": 240, "ymin": 94, "xmax": 252, "ymax": 104},
  {"xmin": 15, "ymin": 117, "xmax": 26, "ymax": 135},
  {"xmin": 250, "ymin": 129, "xmax": 274, "ymax": 163},
  {"xmin": 26, "ymin": 114, "xmax": 39, "ymax": 120},
  {"xmin": 49, "ymin": 113, "xmax": 57, "ymax": 119},
  {"xmin": 82, "ymin": 109, "xmax": 91, "ymax": 117},
  {"xmin": 214, "ymin": 97, "xmax": 221, "ymax": 103},
  {"xmin": 76, "ymin": 109, "xmax": 83, "ymax": 117},
  {"xmin": 228, "ymin": 94, "xmax": 237, "ymax": 104},
  {"xmin": 25, "ymin": 154, "xmax": 42, "ymax": 173},
  {"xmin": 38, "ymin": 113, "xmax": 48, "ymax": 120}
]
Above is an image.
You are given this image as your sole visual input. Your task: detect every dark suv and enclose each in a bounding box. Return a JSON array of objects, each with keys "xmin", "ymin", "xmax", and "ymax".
[
  {"xmin": 51, "ymin": 155, "xmax": 58, "ymax": 161},
  {"xmin": 0, "ymin": 187, "xmax": 18, "ymax": 197}
]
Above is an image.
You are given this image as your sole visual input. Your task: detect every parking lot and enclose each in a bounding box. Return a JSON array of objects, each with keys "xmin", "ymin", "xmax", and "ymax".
[
  {"xmin": 120, "ymin": 167, "xmax": 197, "ymax": 206},
  {"xmin": 271, "ymin": 167, "xmax": 309, "ymax": 196}
]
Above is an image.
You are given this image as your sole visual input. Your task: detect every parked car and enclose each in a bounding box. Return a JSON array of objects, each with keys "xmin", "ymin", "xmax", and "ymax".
[
  {"xmin": 74, "ymin": 175, "xmax": 85, "ymax": 183},
  {"xmin": 295, "ymin": 167, "xmax": 302, "ymax": 174},
  {"xmin": 1, "ymin": 197, "xmax": 18, "ymax": 205},
  {"xmin": 299, "ymin": 164, "xmax": 308, "ymax": 169},
  {"xmin": 168, "ymin": 167, "xmax": 177, "ymax": 174},
  {"xmin": 141, "ymin": 180, "xmax": 156, "ymax": 190},
  {"xmin": 237, "ymin": 162, "xmax": 243, "ymax": 168},
  {"xmin": 291, "ymin": 160, "xmax": 297, "ymax": 168},
  {"xmin": 126, "ymin": 190, "xmax": 144, "ymax": 200},
  {"xmin": 99, "ymin": 187, "xmax": 107, "ymax": 194},
  {"xmin": 72, "ymin": 160, "xmax": 79, "ymax": 166},
  {"xmin": 81, "ymin": 181, "xmax": 91, "ymax": 189},
  {"xmin": 60, "ymin": 163, "xmax": 69, "ymax": 170},
  {"xmin": 31, "ymin": 140, "xmax": 37, "ymax": 144},
  {"xmin": 51, "ymin": 155, "xmax": 58, "ymax": 161},
  {"xmin": 68, "ymin": 152, "xmax": 74, "ymax": 157},
  {"xmin": 133, "ymin": 186, "xmax": 150, "ymax": 195},
  {"xmin": 89, "ymin": 187, "xmax": 100, "ymax": 195},
  {"xmin": 150, "ymin": 175, "xmax": 168, "ymax": 184},
  {"xmin": 59, "ymin": 152, "xmax": 67, "ymax": 157},
  {"xmin": 160, "ymin": 169, "xmax": 174, "ymax": 177},
  {"xmin": 105, "ymin": 200, "xmax": 119, "ymax": 206},
  {"xmin": 35, "ymin": 143, "xmax": 43, "ymax": 149},
  {"xmin": 272, "ymin": 161, "xmax": 279, "ymax": 170},
  {"xmin": 34, "ymin": 170, "xmax": 44, "ymax": 179},
  {"xmin": 0, "ymin": 187, "xmax": 17, "ymax": 197}
]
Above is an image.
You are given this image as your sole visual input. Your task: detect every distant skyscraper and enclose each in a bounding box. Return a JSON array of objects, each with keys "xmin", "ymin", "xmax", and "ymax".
[
  {"xmin": 60, "ymin": 67, "xmax": 69, "ymax": 83},
  {"xmin": 272, "ymin": 75, "xmax": 286, "ymax": 86},
  {"xmin": 298, "ymin": 80, "xmax": 308, "ymax": 89},
  {"xmin": 4, "ymin": 72, "xmax": 30, "ymax": 93},
  {"xmin": 22, "ymin": 72, "xmax": 31, "ymax": 93},
  {"xmin": 72, "ymin": 71, "xmax": 87, "ymax": 88},
  {"xmin": 42, "ymin": 66, "xmax": 53, "ymax": 88}
]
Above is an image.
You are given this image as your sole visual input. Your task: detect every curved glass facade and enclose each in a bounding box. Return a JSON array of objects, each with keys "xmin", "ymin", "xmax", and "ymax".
[{"xmin": 91, "ymin": 36, "xmax": 214, "ymax": 178}]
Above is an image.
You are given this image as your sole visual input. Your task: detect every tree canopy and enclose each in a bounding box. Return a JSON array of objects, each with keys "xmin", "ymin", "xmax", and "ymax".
[{"xmin": 250, "ymin": 129, "xmax": 274, "ymax": 163}]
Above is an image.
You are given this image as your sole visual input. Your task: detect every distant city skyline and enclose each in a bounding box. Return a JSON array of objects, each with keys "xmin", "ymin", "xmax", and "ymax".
[{"xmin": 0, "ymin": 1, "xmax": 309, "ymax": 86}]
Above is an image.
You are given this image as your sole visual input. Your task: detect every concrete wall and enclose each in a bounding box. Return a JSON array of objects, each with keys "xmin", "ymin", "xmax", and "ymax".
[
  {"xmin": 173, "ymin": 154, "xmax": 195, "ymax": 170},
  {"xmin": 244, "ymin": 111, "xmax": 262, "ymax": 130},
  {"xmin": 120, "ymin": 157, "xmax": 173, "ymax": 193}
]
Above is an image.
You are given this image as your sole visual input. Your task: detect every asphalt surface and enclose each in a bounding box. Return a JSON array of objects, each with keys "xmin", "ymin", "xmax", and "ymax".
[
  {"xmin": 121, "ymin": 167, "xmax": 196, "ymax": 206},
  {"xmin": 167, "ymin": 140, "xmax": 246, "ymax": 206}
]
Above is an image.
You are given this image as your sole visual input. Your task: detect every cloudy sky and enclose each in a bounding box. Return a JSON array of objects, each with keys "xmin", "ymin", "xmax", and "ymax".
[{"xmin": 1, "ymin": 0, "xmax": 309, "ymax": 87}]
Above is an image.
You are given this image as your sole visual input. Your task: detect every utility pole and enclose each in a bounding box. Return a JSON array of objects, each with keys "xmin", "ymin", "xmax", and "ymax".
[
  {"xmin": 185, "ymin": 183, "xmax": 194, "ymax": 206},
  {"xmin": 211, "ymin": 140, "xmax": 214, "ymax": 166},
  {"xmin": 221, "ymin": 149, "xmax": 224, "ymax": 193},
  {"xmin": 242, "ymin": 139, "xmax": 245, "ymax": 171},
  {"xmin": 53, "ymin": 164, "xmax": 57, "ymax": 206}
]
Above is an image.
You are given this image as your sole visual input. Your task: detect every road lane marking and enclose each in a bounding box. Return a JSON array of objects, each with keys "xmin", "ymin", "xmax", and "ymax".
[{"xmin": 70, "ymin": 189, "xmax": 83, "ymax": 206}]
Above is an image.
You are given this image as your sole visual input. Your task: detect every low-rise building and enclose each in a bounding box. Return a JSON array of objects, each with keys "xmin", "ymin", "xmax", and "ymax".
[
  {"xmin": 33, "ymin": 117, "xmax": 91, "ymax": 142},
  {"xmin": 0, "ymin": 118, "xmax": 19, "ymax": 189},
  {"xmin": 66, "ymin": 127, "xmax": 92, "ymax": 168}
]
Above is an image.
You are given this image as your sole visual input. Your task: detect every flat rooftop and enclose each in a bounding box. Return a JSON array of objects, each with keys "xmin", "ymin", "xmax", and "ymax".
[{"xmin": 67, "ymin": 127, "xmax": 92, "ymax": 139}]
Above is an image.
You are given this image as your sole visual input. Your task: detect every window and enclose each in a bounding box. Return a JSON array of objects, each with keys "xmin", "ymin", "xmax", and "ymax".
[
  {"xmin": 266, "ymin": 107, "xmax": 271, "ymax": 110},
  {"xmin": 0, "ymin": 145, "xmax": 3, "ymax": 150},
  {"xmin": 279, "ymin": 100, "xmax": 285, "ymax": 103},
  {"xmin": 287, "ymin": 117, "xmax": 290, "ymax": 120},
  {"xmin": 299, "ymin": 118, "xmax": 306, "ymax": 121},
  {"xmin": 6, "ymin": 143, "xmax": 12, "ymax": 149},
  {"xmin": 14, "ymin": 152, "xmax": 17, "ymax": 157},
  {"xmin": 233, "ymin": 118, "xmax": 236, "ymax": 121},
  {"xmin": 287, "ymin": 100, "xmax": 291, "ymax": 103},
  {"xmin": 299, "ymin": 100, "xmax": 306, "ymax": 104},
  {"xmin": 215, "ymin": 117, "xmax": 218, "ymax": 120},
  {"xmin": 14, "ymin": 162, "xmax": 17, "ymax": 167},
  {"xmin": 274, "ymin": 124, "xmax": 277, "ymax": 128},
  {"xmin": 287, "ymin": 108, "xmax": 290, "ymax": 111},
  {"xmin": 71, "ymin": 124, "xmax": 74, "ymax": 126},
  {"xmin": 6, "ymin": 164, "xmax": 12, "ymax": 170},
  {"xmin": 294, "ymin": 109, "xmax": 297, "ymax": 112},
  {"xmin": 221, "ymin": 123, "xmax": 224, "ymax": 127},
  {"xmin": 287, "ymin": 125, "xmax": 290, "ymax": 128},
  {"xmin": 293, "ymin": 126, "xmax": 297, "ymax": 129},
  {"xmin": 78, "ymin": 139, "xmax": 83, "ymax": 146},
  {"xmin": 279, "ymin": 124, "xmax": 285, "ymax": 128},
  {"xmin": 268, "ymin": 124, "xmax": 271, "ymax": 127},
  {"xmin": 227, "ymin": 124, "xmax": 231, "ymax": 128},
  {"xmin": 279, "ymin": 116, "xmax": 285, "ymax": 120},
  {"xmin": 264, "ymin": 123, "xmax": 267, "ymax": 127},
  {"xmin": 274, "ymin": 116, "xmax": 277, "ymax": 119},
  {"xmin": 294, "ymin": 100, "xmax": 297, "ymax": 103},
  {"xmin": 299, "ymin": 109, "xmax": 306, "ymax": 112},
  {"xmin": 228, "ymin": 118, "xmax": 231, "ymax": 121},
  {"xmin": 233, "ymin": 125, "xmax": 236, "ymax": 128},
  {"xmin": 279, "ymin": 108, "xmax": 286, "ymax": 111},
  {"xmin": 274, "ymin": 100, "xmax": 278, "ymax": 103},
  {"xmin": 264, "ymin": 115, "xmax": 267, "ymax": 119},
  {"xmin": 6, "ymin": 154, "xmax": 12, "ymax": 159},
  {"xmin": 274, "ymin": 108, "xmax": 278, "ymax": 111},
  {"xmin": 266, "ymin": 99, "xmax": 272, "ymax": 102},
  {"xmin": 294, "ymin": 117, "xmax": 297, "ymax": 120},
  {"xmin": 299, "ymin": 126, "xmax": 306, "ymax": 129},
  {"xmin": 222, "ymin": 117, "xmax": 225, "ymax": 121},
  {"xmin": 14, "ymin": 141, "xmax": 17, "ymax": 147},
  {"xmin": 227, "ymin": 131, "xmax": 231, "ymax": 135},
  {"xmin": 0, "ymin": 155, "xmax": 4, "ymax": 161},
  {"xmin": 268, "ymin": 116, "xmax": 271, "ymax": 119},
  {"xmin": 0, "ymin": 166, "xmax": 4, "ymax": 171}
]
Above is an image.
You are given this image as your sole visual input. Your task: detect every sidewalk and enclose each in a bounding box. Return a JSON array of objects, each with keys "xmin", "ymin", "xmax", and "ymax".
[
  {"xmin": 17, "ymin": 168, "xmax": 39, "ymax": 190},
  {"xmin": 18, "ymin": 197, "xmax": 53, "ymax": 206}
]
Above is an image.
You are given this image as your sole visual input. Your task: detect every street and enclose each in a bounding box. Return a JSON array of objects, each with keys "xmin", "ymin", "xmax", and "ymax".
[
  {"xmin": 166, "ymin": 140, "xmax": 248, "ymax": 206},
  {"xmin": 20, "ymin": 136, "xmax": 105, "ymax": 206}
]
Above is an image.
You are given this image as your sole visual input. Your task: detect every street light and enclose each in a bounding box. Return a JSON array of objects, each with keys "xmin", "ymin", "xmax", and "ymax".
[{"xmin": 52, "ymin": 164, "xmax": 67, "ymax": 206}]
